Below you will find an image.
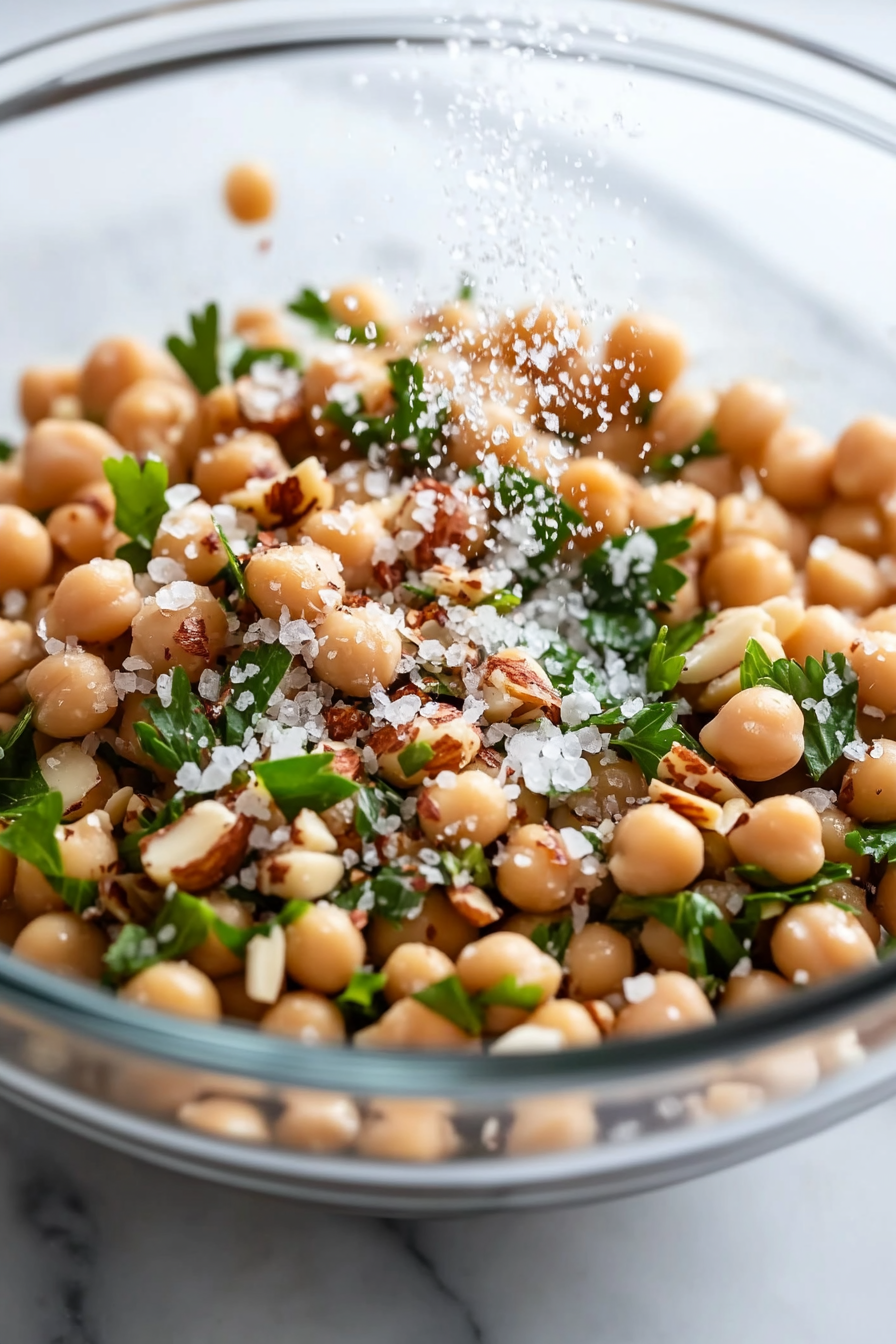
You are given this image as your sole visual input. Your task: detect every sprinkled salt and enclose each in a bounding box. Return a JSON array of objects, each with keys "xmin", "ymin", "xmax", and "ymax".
[
  {"xmin": 155, "ymin": 580, "xmax": 197, "ymax": 613},
  {"xmin": 164, "ymin": 483, "xmax": 201, "ymax": 510},
  {"xmin": 622, "ymin": 972, "xmax": 656, "ymax": 1004}
]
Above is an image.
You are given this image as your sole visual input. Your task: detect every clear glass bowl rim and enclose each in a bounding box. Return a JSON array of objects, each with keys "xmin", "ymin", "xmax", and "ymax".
[{"xmin": 1, "ymin": 0, "xmax": 895, "ymax": 1099}]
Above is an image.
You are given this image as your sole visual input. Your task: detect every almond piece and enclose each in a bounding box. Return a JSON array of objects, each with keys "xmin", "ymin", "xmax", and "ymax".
[
  {"xmin": 290, "ymin": 809, "xmax": 338, "ymax": 854},
  {"xmin": 679, "ymin": 605, "xmax": 775, "ymax": 685},
  {"xmin": 647, "ymin": 779, "xmax": 723, "ymax": 831},
  {"xmin": 657, "ymin": 743, "xmax": 750, "ymax": 805},
  {"xmin": 140, "ymin": 800, "xmax": 251, "ymax": 893},
  {"xmin": 256, "ymin": 846, "xmax": 345, "ymax": 900},
  {"xmin": 103, "ymin": 785, "xmax": 134, "ymax": 829},
  {"xmin": 448, "ymin": 884, "xmax": 502, "ymax": 927},
  {"xmin": 38, "ymin": 742, "xmax": 101, "ymax": 820},
  {"xmin": 583, "ymin": 999, "xmax": 616, "ymax": 1034},
  {"xmin": 479, "ymin": 648, "xmax": 561, "ymax": 726},
  {"xmin": 245, "ymin": 924, "xmax": 286, "ymax": 1004}
]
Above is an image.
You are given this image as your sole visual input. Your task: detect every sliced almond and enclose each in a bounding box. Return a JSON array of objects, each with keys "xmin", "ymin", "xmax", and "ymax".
[
  {"xmin": 696, "ymin": 666, "xmax": 742, "ymax": 713},
  {"xmin": 479, "ymin": 648, "xmax": 561, "ymax": 726},
  {"xmin": 140, "ymin": 800, "xmax": 251, "ymax": 893},
  {"xmin": 583, "ymin": 999, "xmax": 616, "ymax": 1033},
  {"xmin": 647, "ymin": 779, "xmax": 723, "ymax": 830},
  {"xmin": 103, "ymin": 785, "xmax": 134, "ymax": 829},
  {"xmin": 39, "ymin": 742, "xmax": 101, "ymax": 820},
  {"xmin": 256, "ymin": 846, "xmax": 345, "ymax": 900},
  {"xmin": 679, "ymin": 606, "xmax": 775, "ymax": 685},
  {"xmin": 225, "ymin": 457, "xmax": 332, "ymax": 528},
  {"xmin": 448, "ymin": 883, "xmax": 502, "ymax": 927},
  {"xmin": 245, "ymin": 924, "xmax": 286, "ymax": 1005},
  {"xmin": 290, "ymin": 809, "xmax": 338, "ymax": 854},
  {"xmin": 716, "ymin": 797, "xmax": 753, "ymax": 834},
  {"xmin": 123, "ymin": 792, "xmax": 163, "ymax": 835},
  {"xmin": 657, "ymin": 743, "xmax": 750, "ymax": 805}
]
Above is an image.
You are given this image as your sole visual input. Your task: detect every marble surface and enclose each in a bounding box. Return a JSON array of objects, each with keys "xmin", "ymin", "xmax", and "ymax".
[{"xmin": 3, "ymin": 2, "xmax": 896, "ymax": 1341}]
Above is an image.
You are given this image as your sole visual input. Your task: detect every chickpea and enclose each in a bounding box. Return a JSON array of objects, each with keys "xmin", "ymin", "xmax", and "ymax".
[
  {"xmin": 848, "ymin": 632, "xmax": 896, "ymax": 716},
  {"xmin": 639, "ymin": 917, "xmax": 689, "ymax": 973},
  {"xmin": 355, "ymin": 997, "xmax": 473, "ymax": 1050},
  {"xmin": 713, "ymin": 379, "xmax": 789, "ymax": 466},
  {"xmin": 615, "ymin": 971, "xmax": 715, "ymax": 1036},
  {"xmin": 14, "ymin": 811, "xmax": 117, "ymax": 920},
  {"xmin": 701, "ymin": 538, "xmax": 794, "ymax": 609},
  {"xmin": 223, "ymin": 161, "xmax": 277, "ymax": 224},
  {"xmin": 506, "ymin": 1093, "xmax": 598, "ymax": 1154},
  {"xmin": 632, "ymin": 481, "xmax": 716, "ymax": 558},
  {"xmin": 13, "ymin": 911, "xmax": 107, "ymax": 980},
  {"xmin": 449, "ymin": 397, "xmax": 541, "ymax": 475},
  {"xmin": 312, "ymin": 604, "xmax": 402, "ymax": 696},
  {"xmin": 818, "ymin": 880, "xmax": 879, "ymax": 944},
  {"xmin": 721, "ymin": 969, "xmax": 791, "ymax": 1013},
  {"xmin": 816, "ymin": 502, "xmax": 885, "ymax": 558},
  {"xmin": 284, "ymin": 901, "xmax": 365, "ymax": 994},
  {"xmin": 648, "ymin": 387, "xmax": 717, "ymax": 456},
  {"xmin": 245, "ymin": 542, "xmax": 344, "ymax": 625},
  {"xmin": 382, "ymin": 943, "xmax": 456, "ymax": 1004},
  {"xmin": 179, "ymin": 1096, "xmax": 271, "ymax": 1143},
  {"xmin": 699, "ymin": 686, "xmax": 804, "ymax": 782},
  {"xmin": 783, "ymin": 605, "xmax": 856, "ymax": 666},
  {"xmin": 840, "ymin": 740, "xmax": 896, "ymax": 822},
  {"xmin": 357, "ymin": 1099, "xmax": 458, "ymax": 1163},
  {"xmin": 680, "ymin": 454, "xmax": 741, "ymax": 499},
  {"xmin": 0, "ymin": 620, "xmax": 36, "ymax": 686},
  {"xmin": 608, "ymin": 804, "xmax": 704, "ymax": 896},
  {"xmin": 771, "ymin": 902, "xmax": 877, "ymax": 984},
  {"xmin": 602, "ymin": 312, "xmax": 687, "ymax": 411},
  {"xmin": 19, "ymin": 365, "xmax": 80, "ymax": 425},
  {"xmin": 275, "ymin": 1090, "xmax": 361, "ymax": 1153},
  {"xmin": 26, "ymin": 651, "xmax": 117, "ymax": 738},
  {"xmin": 0, "ymin": 505, "xmax": 53, "ymax": 594},
  {"xmin": 819, "ymin": 807, "xmax": 870, "ymax": 881},
  {"xmin": 873, "ymin": 864, "xmax": 896, "ymax": 937},
  {"xmin": 79, "ymin": 337, "xmax": 183, "ymax": 420},
  {"xmin": 565, "ymin": 923, "xmax": 634, "ymax": 999},
  {"xmin": 418, "ymin": 771, "xmax": 511, "ymax": 848},
  {"xmin": 527, "ymin": 999, "xmax": 601, "ymax": 1047},
  {"xmin": 557, "ymin": 457, "xmax": 632, "ymax": 551},
  {"xmin": 44, "ymin": 559, "xmax": 141, "ymax": 645},
  {"xmin": 832, "ymin": 416, "xmax": 896, "ymax": 501},
  {"xmin": 106, "ymin": 377, "xmax": 197, "ymax": 457},
  {"xmin": 217, "ymin": 973, "xmax": 268, "ymax": 1023},
  {"xmin": 47, "ymin": 491, "xmax": 118, "ymax": 565},
  {"xmin": 151, "ymin": 501, "xmax": 225, "ymax": 585},
  {"xmin": 728, "ymin": 796, "xmax": 824, "ymax": 884},
  {"xmin": 192, "ymin": 432, "xmax": 288, "ymax": 505},
  {"xmin": 805, "ymin": 543, "xmax": 885, "ymax": 616},
  {"xmin": 186, "ymin": 895, "xmax": 252, "ymax": 980},
  {"xmin": 761, "ymin": 425, "xmax": 834, "ymax": 509},
  {"xmin": 0, "ymin": 898, "xmax": 26, "ymax": 947},
  {"xmin": 714, "ymin": 492, "xmax": 793, "ymax": 555},
  {"xmin": 260, "ymin": 991, "xmax": 346, "ymax": 1044},
  {"xmin": 588, "ymin": 758, "xmax": 648, "ymax": 820},
  {"xmin": 120, "ymin": 961, "xmax": 222, "ymax": 1020},
  {"xmin": 456, "ymin": 931, "xmax": 562, "ymax": 1004},
  {"xmin": 367, "ymin": 891, "xmax": 477, "ymax": 965},
  {"xmin": 298, "ymin": 504, "xmax": 385, "ymax": 591},
  {"xmin": 128, "ymin": 583, "xmax": 228, "ymax": 681},
  {"xmin": 20, "ymin": 420, "xmax": 122, "ymax": 512},
  {"xmin": 496, "ymin": 824, "xmax": 581, "ymax": 913}
]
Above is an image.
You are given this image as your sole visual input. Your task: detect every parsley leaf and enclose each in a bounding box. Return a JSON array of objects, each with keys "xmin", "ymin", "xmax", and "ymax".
[
  {"xmin": 0, "ymin": 705, "xmax": 48, "ymax": 815},
  {"xmin": 230, "ymin": 346, "xmax": 300, "ymax": 380},
  {"xmin": 582, "ymin": 517, "xmax": 692, "ymax": 616},
  {"xmin": 610, "ymin": 890, "xmax": 745, "ymax": 980},
  {"xmin": 601, "ymin": 701, "xmax": 703, "ymax": 781},
  {"xmin": 334, "ymin": 866, "xmax": 425, "ymax": 925},
  {"xmin": 222, "ymin": 644, "xmax": 292, "ymax": 747},
  {"xmin": 254, "ymin": 752, "xmax": 359, "ymax": 820},
  {"xmin": 288, "ymin": 287, "xmax": 381, "ymax": 344},
  {"xmin": 480, "ymin": 588, "xmax": 521, "ymax": 613},
  {"xmin": 740, "ymin": 640, "xmax": 859, "ymax": 781},
  {"xmin": 324, "ymin": 358, "xmax": 448, "ymax": 467},
  {"xmin": 336, "ymin": 969, "xmax": 388, "ymax": 1028},
  {"xmin": 733, "ymin": 860, "xmax": 852, "ymax": 904},
  {"xmin": 397, "ymin": 740, "xmax": 435, "ymax": 778},
  {"xmin": 530, "ymin": 916, "xmax": 573, "ymax": 965},
  {"xmin": 413, "ymin": 974, "xmax": 545, "ymax": 1036},
  {"xmin": 166, "ymin": 302, "xmax": 220, "ymax": 394},
  {"xmin": 212, "ymin": 899, "xmax": 310, "ymax": 957},
  {"xmin": 103, "ymin": 456, "xmax": 169, "ymax": 573},
  {"xmin": 0, "ymin": 792, "xmax": 97, "ymax": 913},
  {"xmin": 646, "ymin": 625, "xmax": 686, "ymax": 694},
  {"xmin": 845, "ymin": 823, "xmax": 896, "ymax": 865},
  {"xmin": 439, "ymin": 844, "xmax": 492, "ymax": 890},
  {"xmin": 354, "ymin": 780, "xmax": 404, "ymax": 842},
  {"xmin": 0, "ymin": 439, "xmax": 15, "ymax": 462},
  {"xmin": 477, "ymin": 976, "xmax": 543, "ymax": 1011},
  {"xmin": 540, "ymin": 635, "xmax": 607, "ymax": 699},
  {"xmin": 457, "ymin": 275, "xmax": 476, "ymax": 301},
  {"xmin": 214, "ymin": 522, "xmax": 248, "ymax": 600},
  {"xmin": 474, "ymin": 465, "xmax": 581, "ymax": 576},
  {"xmin": 135, "ymin": 667, "xmax": 214, "ymax": 774},
  {"xmin": 649, "ymin": 427, "xmax": 720, "ymax": 480}
]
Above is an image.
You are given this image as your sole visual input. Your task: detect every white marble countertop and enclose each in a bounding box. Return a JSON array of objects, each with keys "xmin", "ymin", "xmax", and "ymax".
[{"xmin": 2, "ymin": 2, "xmax": 895, "ymax": 1341}]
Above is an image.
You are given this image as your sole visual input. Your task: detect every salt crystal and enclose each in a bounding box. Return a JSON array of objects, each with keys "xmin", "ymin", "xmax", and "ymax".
[
  {"xmin": 155, "ymin": 580, "xmax": 197, "ymax": 613},
  {"xmin": 622, "ymin": 972, "xmax": 656, "ymax": 1004},
  {"xmin": 809, "ymin": 534, "xmax": 838, "ymax": 560},
  {"xmin": 147, "ymin": 556, "xmax": 187, "ymax": 584},
  {"xmin": 156, "ymin": 672, "xmax": 174, "ymax": 707},
  {"xmin": 198, "ymin": 669, "xmax": 221, "ymax": 702},
  {"xmin": 164, "ymin": 483, "xmax": 201, "ymax": 510},
  {"xmin": 559, "ymin": 827, "xmax": 594, "ymax": 861}
]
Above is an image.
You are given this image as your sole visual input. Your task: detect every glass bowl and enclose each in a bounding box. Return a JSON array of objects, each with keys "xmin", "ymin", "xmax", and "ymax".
[{"xmin": 1, "ymin": 0, "xmax": 896, "ymax": 1215}]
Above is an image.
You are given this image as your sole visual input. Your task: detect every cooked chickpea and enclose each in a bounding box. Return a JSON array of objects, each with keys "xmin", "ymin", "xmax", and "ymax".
[
  {"xmin": 217, "ymin": 973, "xmax": 268, "ymax": 1023},
  {"xmin": 0, "ymin": 505, "xmax": 52, "ymax": 594},
  {"xmin": 603, "ymin": 312, "xmax": 687, "ymax": 411},
  {"xmin": 79, "ymin": 337, "xmax": 183, "ymax": 420},
  {"xmin": 13, "ymin": 912, "xmax": 107, "ymax": 980},
  {"xmin": 639, "ymin": 917, "xmax": 689, "ymax": 973},
  {"xmin": 357, "ymin": 1099, "xmax": 458, "ymax": 1163},
  {"xmin": 47, "ymin": 492, "xmax": 117, "ymax": 565},
  {"xmin": 608, "ymin": 804, "xmax": 704, "ymax": 896},
  {"xmin": 588, "ymin": 758, "xmax": 648, "ymax": 819},
  {"xmin": 761, "ymin": 425, "xmax": 833, "ymax": 509},
  {"xmin": 186, "ymin": 895, "xmax": 252, "ymax": 980},
  {"xmin": 44, "ymin": 559, "xmax": 141, "ymax": 645},
  {"xmin": 224, "ymin": 161, "xmax": 277, "ymax": 224},
  {"xmin": 0, "ymin": 620, "xmax": 36, "ymax": 686},
  {"xmin": 128, "ymin": 583, "xmax": 228, "ymax": 681},
  {"xmin": 783, "ymin": 604, "xmax": 856, "ymax": 666},
  {"xmin": 699, "ymin": 686, "xmax": 804, "ymax": 782},
  {"xmin": 260, "ymin": 991, "xmax": 346, "ymax": 1044},
  {"xmin": 831, "ymin": 416, "xmax": 896, "ymax": 501},
  {"xmin": 728, "ymin": 796, "xmax": 824, "ymax": 883},
  {"xmin": 819, "ymin": 807, "xmax": 870, "ymax": 880},
  {"xmin": 714, "ymin": 491, "xmax": 793, "ymax": 554},
  {"xmin": 245, "ymin": 542, "xmax": 344, "ymax": 624},
  {"xmin": 367, "ymin": 891, "xmax": 477, "ymax": 965},
  {"xmin": 506, "ymin": 1093, "xmax": 598, "ymax": 1154},
  {"xmin": 19, "ymin": 365, "xmax": 80, "ymax": 425},
  {"xmin": 649, "ymin": 387, "xmax": 717, "ymax": 456},
  {"xmin": 299, "ymin": 504, "xmax": 386, "ymax": 590},
  {"xmin": 284, "ymin": 901, "xmax": 365, "ymax": 994},
  {"xmin": 192, "ymin": 432, "xmax": 288, "ymax": 505},
  {"xmin": 839, "ymin": 739, "xmax": 896, "ymax": 822},
  {"xmin": 20, "ymin": 420, "xmax": 122, "ymax": 511},
  {"xmin": 817, "ymin": 502, "xmax": 885, "ymax": 558},
  {"xmin": 119, "ymin": 961, "xmax": 222, "ymax": 1020},
  {"xmin": 615, "ymin": 971, "xmax": 715, "ymax": 1036},
  {"xmin": 496, "ymin": 824, "xmax": 581, "ymax": 913},
  {"xmin": 26, "ymin": 651, "xmax": 117, "ymax": 738},
  {"xmin": 355, "ymin": 996, "xmax": 473, "ymax": 1050},
  {"xmin": 701, "ymin": 538, "xmax": 795, "ymax": 608},
  {"xmin": 566, "ymin": 923, "xmax": 634, "ymax": 999},
  {"xmin": 805, "ymin": 543, "xmax": 885, "ymax": 616},
  {"xmin": 418, "ymin": 771, "xmax": 511, "ymax": 848},
  {"xmin": 106, "ymin": 378, "xmax": 197, "ymax": 457},
  {"xmin": 721, "ymin": 969, "xmax": 791, "ymax": 1013},
  {"xmin": 873, "ymin": 864, "xmax": 896, "ymax": 937},
  {"xmin": 456, "ymin": 931, "xmax": 561, "ymax": 1004},
  {"xmin": 818, "ymin": 881, "xmax": 879, "ymax": 944},
  {"xmin": 771, "ymin": 903, "xmax": 877, "ymax": 984},
  {"xmin": 15, "ymin": 811, "xmax": 117, "ymax": 920},
  {"xmin": 274, "ymin": 1090, "xmax": 361, "ymax": 1153},
  {"xmin": 449, "ymin": 397, "xmax": 541, "ymax": 475},
  {"xmin": 179, "ymin": 1096, "xmax": 271, "ymax": 1144},
  {"xmin": 558, "ymin": 457, "xmax": 632, "ymax": 550},
  {"xmin": 382, "ymin": 943, "xmax": 456, "ymax": 1004},
  {"xmin": 527, "ymin": 999, "xmax": 601, "ymax": 1047},
  {"xmin": 311, "ymin": 604, "xmax": 402, "ymax": 696},
  {"xmin": 632, "ymin": 481, "xmax": 716, "ymax": 557},
  {"xmin": 151, "ymin": 501, "xmax": 226, "ymax": 585},
  {"xmin": 713, "ymin": 379, "xmax": 789, "ymax": 466},
  {"xmin": 848, "ymin": 630, "xmax": 896, "ymax": 718}
]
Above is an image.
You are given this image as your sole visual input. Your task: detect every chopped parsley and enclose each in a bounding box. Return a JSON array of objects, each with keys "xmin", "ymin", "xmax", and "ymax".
[
  {"xmin": 222, "ymin": 644, "xmax": 292, "ymax": 747},
  {"xmin": 353, "ymin": 780, "xmax": 404, "ymax": 842},
  {"xmin": 600, "ymin": 701, "xmax": 703, "ymax": 781},
  {"xmin": 324, "ymin": 358, "xmax": 448, "ymax": 467},
  {"xmin": 135, "ymin": 667, "xmax": 214, "ymax": 774},
  {"xmin": 646, "ymin": 618, "xmax": 709, "ymax": 694},
  {"xmin": 609, "ymin": 890, "xmax": 745, "ymax": 980},
  {"xmin": 336, "ymin": 970, "xmax": 388, "ymax": 1029},
  {"xmin": 0, "ymin": 705, "xmax": 47, "ymax": 815},
  {"xmin": 845, "ymin": 824, "xmax": 896, "ymax": 865},
  {"xmin": 288, "ymin": 287, "xmax": 382, "ymax": 344},
  {"xmin": 0, "ymin": 792, "xmax": 98, "ymax": 913},
  {"xmin": 582, "ymin": 517, "xmax": 692, "ymax": 617},
  {"xmin": 230, "ymin": 346, "xmax": 300, "ymax": 380},
  {"xmin": 103, "ymin": 455, "xmax": 169, "ymax": 573},
  {"xmin": 649, "ymin": 427, "xmax": 720, "ymax": 480},
  {"xmin": 214, "ymin": 522, "xmax": 248, "ymax": 600},
  {"xmin": 0, "ymin": 439, "xmax": 15, "ymax": 462},
  {"xmin": 475, "ymin": 465, "xmax": 581, "ymax": 576},
  {"xmin": 413, "ymin": 973, "xmax": 543, "ymax": 1036},
  {"xmin": 439, "ymin": 843, "xmax": 491, "ymax": 890},
  {"xmin": 397, "ymin": 740, "xmax": 435, "ymax": 778},
  {"xmin": 530, "ymin": 916, "xmax": 573, "ymax": 965},
  {"xmin": 480, "ymin": 588, "xmax": 521, "ymax": 613},
  {"xmin": 457, "ymin": 275, "xmax": 476, "ymax": 301},
  {"xmin": 334, "ymin": 866, "xmax": 425, "ymax": 925},
  {"xmin": 166, "ymin": 302, "xmax": 220, "ymax": 394},
  {"xmin": 253, "ymin": 752, "xmax": 359, "ymax": 819}
]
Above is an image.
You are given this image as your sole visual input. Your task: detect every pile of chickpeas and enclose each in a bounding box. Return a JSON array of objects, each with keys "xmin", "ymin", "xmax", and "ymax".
[{"xmin": 0, "ymin": 275, "xmax": 894, "ymax": 1160}]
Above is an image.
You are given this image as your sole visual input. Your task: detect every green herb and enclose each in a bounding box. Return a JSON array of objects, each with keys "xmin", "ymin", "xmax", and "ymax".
[
  {"xmin": 214, "ymin": 523, "xmax": 248, "ymax": 600},
  {"xmin": 845, "ymin": 823, "xmax": 896, "ymax": 865},
  {"xmin": 118, "ymin": 795, "xmax": 186, "ymax": 871},
  {"xmin": 439, "ymin": 843, "xmax": 491, "ymax": 890},
  {"xmin": 288, "ymin": 287, "xmax": 381, "ymax": 344},
  {"xmin": 222, "ymin": 644, "xmax": 292, "ymax": 747},
  {"xmin": 324, "ymin": 358, "xmax": 448, "ymax": 466},
  {"xmin": 254, "ymin": 752, "xmax": 359, "ymax": 820},
  {"xmin": 103, "ymin": 456, "xmax": 169, "ymax": 573},
  {"xmin": 353, "ymin": 780, "xmax": 404, "ymax": 843},
  {"xmin": 602, "ymin": 701, "xmax": 703, "ymax": 781},
  {"xmin": 401, "ymin": 583, "xmax": 437, "ymax": 606},
  {"xmin": 581, "ymin": 608, "xmax": 657, "ymax": 655},
  {"xmin": 212, "ymin": 899, "xmax": 310, "ymax": 957},
  {"xmin": 335, "ymin": 866, "xmax": 425, "ymax": 925},
  {"xmin": 457, "ymin": 275, "xmax": 476, "ymax": 301},
  {"xmin": 646, "ymin": 625, "xmax": 685, "ymax": 694},
  {"xmin": 0, "ymin": 439, "xmax": 15, "ymax": 462},
  {"xmin": 230, "ymin": 346, "xmax": 300, "ymax": 379},
  {"xmin": 530, "ymin": 917, "xmax": 573, "ymax": 965},
  {"xmin": 413, "ymin": 973, "xmax": 544, "ymax": 1036},
  {"xmin": 734, "ymin": 860, "xmax": 851, "ymax": 902},
  {"xmin": 478, "ymin": 975, "xmax": 543, "ymax": 1011},
  {"xmin": 650, "ymin": 428, "xmax": 720, "ymax": 480},
  {"xmin": 582, "ymin": 517, "xmax": 692, "ymax": 617},
  {"xmin": 739, "ymin": 640, "xmax": 859, "ymax": 781},
  {"xmin": 397, "ymin": 740, "xmax": 435, "ymax": 778},
  {"xmin": 879, "ymin": 934, "xmax": 896, "ymax": 961},
  {"xmin": 474, "ymin": 465, "xmax": 581, "ymax": 573},
  {"xmin": 540, "ymin": 635, "xmax": 607, "ymax": 700},
  {"xmin": 610, "ymin": 890, "xmax": 745, "ymax": 980},
  {"xmin": 166, "ymin": 302, "xmax": 220, "ymax": 394},
  {"xmin": 0, "ymin": 706, "xmax": 48, "ymax": 815},
  {"xmin": 135, "ymin": 666, "xmax": 214, "ymax": 774},
  {"xmin": 336, "ymin": 970, "xmax": 388, "ymax": 1028},
  {"xmin": 0, "ymin": 792, "xmax": 97, "ymax": 913},
  {"xmin": 480, "ymin": 588, "xmax": 521, "ymax": 613}
]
